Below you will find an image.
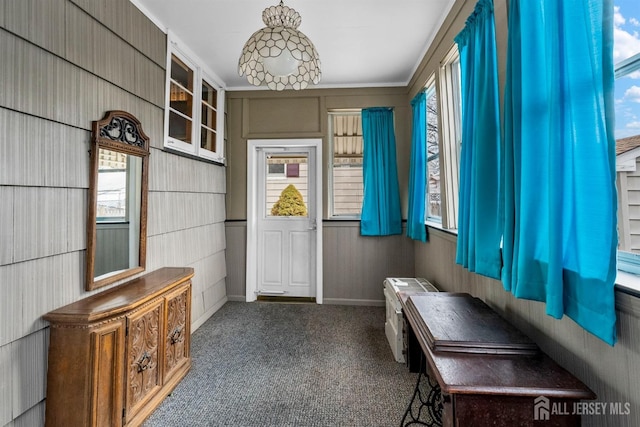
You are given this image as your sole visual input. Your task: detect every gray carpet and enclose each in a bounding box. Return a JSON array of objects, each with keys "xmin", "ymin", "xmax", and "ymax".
[{"xmin": 143, "ymin": 301, "xmax": 418, "ymax": 427}]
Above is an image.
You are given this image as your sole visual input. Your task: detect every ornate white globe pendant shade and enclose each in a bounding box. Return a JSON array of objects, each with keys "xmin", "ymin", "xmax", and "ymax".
[{"xmin": 238, "ymin": 0, "xmax": 321, "ymax": 91}]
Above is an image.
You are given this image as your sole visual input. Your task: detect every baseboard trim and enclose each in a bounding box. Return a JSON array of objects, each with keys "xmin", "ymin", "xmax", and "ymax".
[
  {"xmin": 225, "ymin": 295, "xmax": 385, "ymax": 307},
  {"xmin": 323, "ymin": 298, "xmax": 385, "ymax": 307}
]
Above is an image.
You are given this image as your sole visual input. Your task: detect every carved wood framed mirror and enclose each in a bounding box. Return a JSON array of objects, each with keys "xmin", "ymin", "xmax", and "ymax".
[{"xmin": 86, "ymin": 111, "xmax": 150, "ymax": 291}]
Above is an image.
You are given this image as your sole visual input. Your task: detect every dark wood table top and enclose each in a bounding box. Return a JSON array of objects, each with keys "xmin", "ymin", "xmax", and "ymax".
[{"xmin": 400, "ymin": 292, "xmax": 596, "ymax": 399}]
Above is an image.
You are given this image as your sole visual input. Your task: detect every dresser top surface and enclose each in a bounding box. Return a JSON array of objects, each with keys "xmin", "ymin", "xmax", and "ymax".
[{"xmin": 44, "ymin": 267, "xmax": 194, "ymax": 324}]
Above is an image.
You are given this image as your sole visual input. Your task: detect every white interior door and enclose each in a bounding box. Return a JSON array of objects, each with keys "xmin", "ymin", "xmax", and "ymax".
[{"xmin": 246, "ymin": 139, "xmax": 322, "ymax": 302}]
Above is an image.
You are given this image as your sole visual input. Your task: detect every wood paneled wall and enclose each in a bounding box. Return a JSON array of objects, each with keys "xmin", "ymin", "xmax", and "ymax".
[
  {"xmin": 225, "ymin": 87, "xmax": 414, "ymax": 307},
  {"xmin": 0, "ymin": 1, "xmax": 227, "ymax": 425},
  {"xmin": 415, "ymin": 230, "xmax": 640, "ymax": 427},
  {"xmin": 225, "ymin": 88, "xmax": 412, "ymax": 221},
  {"xmin": 226, "ymin": 221, "xmax": 414, "ymax": 305}
]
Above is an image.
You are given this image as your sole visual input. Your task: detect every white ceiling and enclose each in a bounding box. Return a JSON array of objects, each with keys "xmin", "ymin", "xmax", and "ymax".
[{"xmin": 131, "ymin": 0, "xmax": 456, "ymax": 91}]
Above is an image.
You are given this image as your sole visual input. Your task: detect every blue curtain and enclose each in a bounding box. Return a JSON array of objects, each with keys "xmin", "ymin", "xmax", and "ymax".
[
  {"xmin": 360, "ymin": 107, "xmax": 402, "ymax": 236},
  {"xmin": 454, "ymin": 0, "xmax": 502, "ymax": 279},
  {"xmin": 407, "ymin": 92, "xmax": 428, "ymax": 242},
  {"xmin": 503, "ymin": 0, "xmax": 617, "ymax": 345}
]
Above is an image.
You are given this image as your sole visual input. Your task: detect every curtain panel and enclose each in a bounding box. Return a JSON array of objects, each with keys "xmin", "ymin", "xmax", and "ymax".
[
  {"xmin": 360, "ymin": 107, "xmax": 402, "ymax": 236},
  {"xmin": 454, "ymin": 0, "xmax": 503, "ymax": 280},
  {"xmin": 503, "ymin": 0, "xmax": 617, "ymax": 345},
  {"xmin": 407, "ymin": 92, "xmax": 428, "ymax": 242}
]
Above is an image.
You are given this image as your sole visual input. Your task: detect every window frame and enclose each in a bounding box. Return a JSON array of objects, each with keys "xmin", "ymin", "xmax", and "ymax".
[
  {"xmin": 615, "ymin": 44, "xmax": 640, "ymax": 288},
  {"xmin": 437, "ymin": 46, "xmax": 462, "ymax": 231},
  {"xmin": 164, "ymin": 32, "xmax": 225, "ymax": 163}
]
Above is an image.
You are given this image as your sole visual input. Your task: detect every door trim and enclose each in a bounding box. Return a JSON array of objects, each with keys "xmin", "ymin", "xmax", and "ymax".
[{"xmin": 246, "ymin": 139, "xmax": 323, "ymax": 303}]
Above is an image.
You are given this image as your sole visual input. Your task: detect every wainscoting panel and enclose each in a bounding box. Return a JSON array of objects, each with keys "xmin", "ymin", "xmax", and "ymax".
[
  {"xmin": 323, "ymin": 222, "xmax": 414, "ymax": 305},
  {"xmin": 225, "ymin": 222, "xmax": 247, "ymax": 300},
  {"xmin": 225, "ymin": 221, "xmax": 415, "ymax": 305},
  {"xmin": 415, "ymin": 229, "xmax": 640, "ymax": 427}
]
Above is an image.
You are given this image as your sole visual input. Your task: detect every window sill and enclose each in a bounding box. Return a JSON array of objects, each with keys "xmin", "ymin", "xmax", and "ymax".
[
  {"xmin": 162, "ymin": 147, "xmax": 225, "ymax": 166},
  {"xmin": 425, "ymin": 221, "xmax": 458, "ymax": 242},
  {"xmin": 615, "ymin": 270, "xmax": 640, "ymax": 298}
]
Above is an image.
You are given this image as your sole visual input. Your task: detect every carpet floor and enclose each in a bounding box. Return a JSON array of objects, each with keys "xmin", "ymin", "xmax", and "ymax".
[{"xmin": 142, "ymin": 301, "xmax": 418, "ymax": 427}]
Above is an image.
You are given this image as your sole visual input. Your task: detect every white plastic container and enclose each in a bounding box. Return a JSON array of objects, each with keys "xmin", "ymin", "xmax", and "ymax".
[{"xmin": 384, "ymin": 277, "xmax": 438, "ymax": 363}]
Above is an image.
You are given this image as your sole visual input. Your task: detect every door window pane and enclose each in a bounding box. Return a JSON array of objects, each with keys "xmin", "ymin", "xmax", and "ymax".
[{"xmin": 265, "ymin": 154, "xmax": 309, "ymax": 217}]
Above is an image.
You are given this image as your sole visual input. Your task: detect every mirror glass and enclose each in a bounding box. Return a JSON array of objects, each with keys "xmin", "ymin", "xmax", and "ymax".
[
  {"xmin": 87, "ymin": 111, "xmax": 149, "ymax": 291},
  {"xmin": 94, "ymin": 149, "xmax": 142, "ymax": 279}
]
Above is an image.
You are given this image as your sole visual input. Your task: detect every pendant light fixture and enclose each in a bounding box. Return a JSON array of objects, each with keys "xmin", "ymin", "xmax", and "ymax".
[{"xmin": 238, "ymin": 0, "xmax": 321, "ymax": 90}]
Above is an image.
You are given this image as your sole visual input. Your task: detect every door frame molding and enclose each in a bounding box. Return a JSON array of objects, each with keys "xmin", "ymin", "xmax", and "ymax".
[{"xmin": 246, "ymin": 138, "xmax": 323, "ymax": 303}]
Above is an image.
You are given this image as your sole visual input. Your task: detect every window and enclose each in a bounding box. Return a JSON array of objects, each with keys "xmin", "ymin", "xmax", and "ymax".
[
  {"xmin": 438, "ymin": 48, "xmax": 462, "ymax": 230},
  {"xmin": 165, "ymin": 33, "xmax": 225, "ymax": 163},
  {"xmin": 425, "ymin": 79, "xmax": 441, "ymax": 222},
  {"xmin": 614, "ymin": 2, "xmax": 640, "ymax": 260},
  {"xmin": 328, "ymin": 111, "xmax": 364, "ymax": 218}
]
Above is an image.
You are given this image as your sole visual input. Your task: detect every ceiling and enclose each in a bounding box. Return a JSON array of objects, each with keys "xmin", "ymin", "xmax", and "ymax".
[{"xmin": 131, "ymin": 0, "xmax": 456, "ymax": 91}]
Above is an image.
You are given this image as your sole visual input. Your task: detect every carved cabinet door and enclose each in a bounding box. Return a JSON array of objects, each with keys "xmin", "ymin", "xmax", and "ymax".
[
  {"xmin": 164, "ymin": 282, "xmax": 192, "ymax": 382},
  {"xmin": 124, "ymin": 299, "xmax": 165, "ymax": 423}
]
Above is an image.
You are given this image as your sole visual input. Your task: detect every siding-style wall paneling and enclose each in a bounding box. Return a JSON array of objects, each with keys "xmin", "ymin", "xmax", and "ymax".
[
  {"xmin": 0, "ymin": 343, "xmax": 10, "ymax": 425},
  {"xmin": 242, "ymin": 97, "xmax": 323, "ymax": 138},
  {"xmin": 147, "ymin": 223, "xmax": 226, "ymax": 271},
  {"xmin": 69, "ymin": 0, "xmax": 166, "ymax": 67},
  {"xmin": 1, "ymin": 2, "xmax": 229, "ymax": 425},
  {"xmin": 9, "ymin": 402, "xmax": 45, "ymax": 427},
  {"xmin": 415, "ymin": 232, "xmax": 640, "ymax": 427},
  {"xmin": 147, "ymin": 227, "xmax": 227, "ymax": 331},
  {"xmin": 196, "ymin": 278, "xmax": 227, "ymax": 330},
  {"xmin": 0, "ymin": 109, "xmax": 90, "ymax": 188},
  {"xmin": 147, "ymin": 192, "xmax": 226, "ymax": 237},
  {"xmin": 149, "ymin": 148, "xmax": 227, "ymax": 193},
  {"xmin": 12, "ymin": 188, "xmax": 82, "ymax": 263},
  {"xmin": 0, "ymin": 265, "xmax": 18, "ymax": 346},
  {"xmin": 1, "ymin": 254, "xmax": 82, "ymax": 346},
  {"xmin": 3, "ymin": 0, "xmax": 66, "ymax": 57},
  {"xmin": 134, "ymin": 51, "xmax": 166, "ymax": 108},
  {"xmin": 0, "ymin": 187, "xmax": 13, "ymax": 266},
  {"xmin": 10, "ymin": 329, "xmax": 48, "ymax": 420},
  {"xmin": 191, "ymin": 253, "xmax": 228, "ymax": 329},
  {"xmin": 0, "ymin": 35, "xmax": 96, "ymax": 129}
]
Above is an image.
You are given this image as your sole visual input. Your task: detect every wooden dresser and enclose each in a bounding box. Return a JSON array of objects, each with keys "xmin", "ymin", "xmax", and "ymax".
[{"xmin": 44, "ymin": 267, "xmax": 194, "ymax": 427}]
